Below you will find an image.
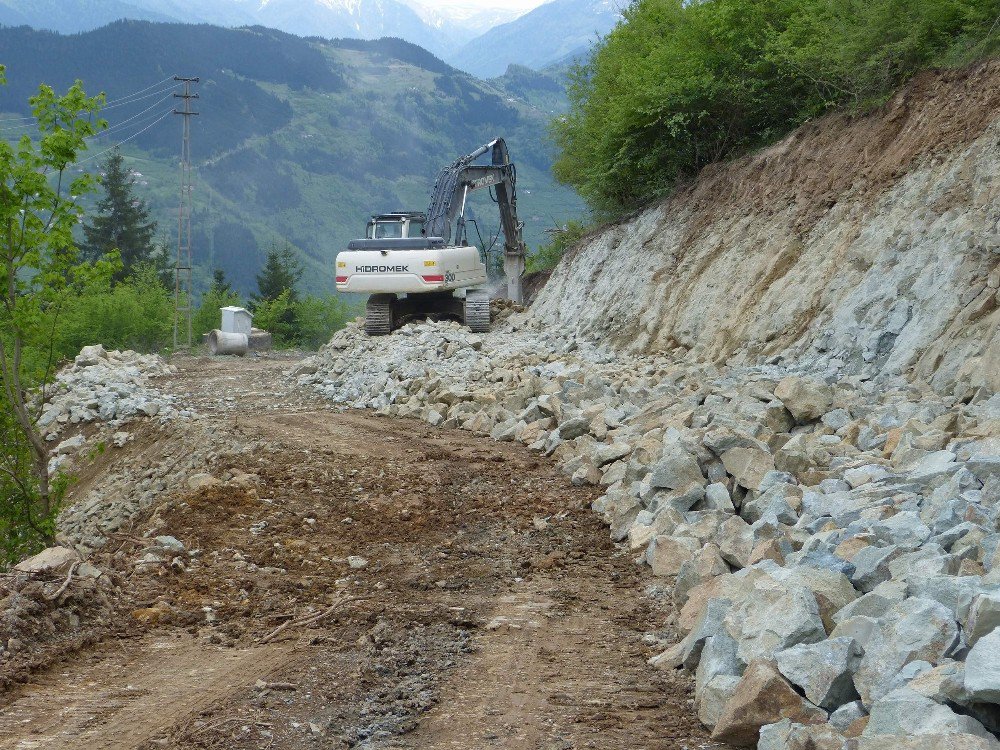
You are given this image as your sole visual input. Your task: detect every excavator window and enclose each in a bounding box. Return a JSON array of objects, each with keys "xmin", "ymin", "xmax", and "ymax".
[{"xmin": 374, "ymin": 221, "xmax": 404, "ymax": 239}]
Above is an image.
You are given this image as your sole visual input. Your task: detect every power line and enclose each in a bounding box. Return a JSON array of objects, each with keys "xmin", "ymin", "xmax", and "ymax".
[
  {"xmin": 0, "ymin": 74, "xmax": 178, "ymax": 123},
  {"xmin": 101, "ymin": 84, "xmax": 180, "ymax": 110},
  {"xmin": 86, "ymin": 95, "xmax": 176, "ymax": 140},
  {"xmin": 71, "ymin": 110, "xmax": 173, "ymax": 167}
]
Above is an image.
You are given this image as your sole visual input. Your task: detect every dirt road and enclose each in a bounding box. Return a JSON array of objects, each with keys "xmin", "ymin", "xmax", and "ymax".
[{"xmin": 0, "ymin": 355, "xmax": 714, "ymax": 749}]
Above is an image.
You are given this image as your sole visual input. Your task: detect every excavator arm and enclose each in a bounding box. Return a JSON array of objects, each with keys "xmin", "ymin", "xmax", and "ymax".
[{"xmin": 424, "ymin": 138, "xmax": 527, "ymax": 304}]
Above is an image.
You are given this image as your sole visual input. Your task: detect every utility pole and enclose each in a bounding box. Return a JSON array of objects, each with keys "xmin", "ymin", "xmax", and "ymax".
[{"xmin": 173, "ymin": 76, "xmax": 199, "ymax": 349}]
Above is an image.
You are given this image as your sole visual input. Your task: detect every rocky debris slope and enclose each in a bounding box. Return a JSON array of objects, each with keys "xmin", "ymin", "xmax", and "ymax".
[
  {"xmin": 0, "ymin": 546, "xmax": 115, "ymax": 688},
  {"xmin": 41, "ymin": 344, "xmax": 183, "ymax": 430},
  {"xmin": 56, "ymin": 423, "xmax": 256, "ymax": 557},
  {"xmin": 532, "ymin": 62, "xmax": 1000, "ymax": 395},
  {"xmin": 296, "ymin": 318, "xmax": 1000, "ymax": 749}
]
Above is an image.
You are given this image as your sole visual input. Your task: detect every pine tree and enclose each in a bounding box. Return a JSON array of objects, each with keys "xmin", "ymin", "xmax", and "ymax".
[
  {"xmin": 82, "ymin": 148, "xmax": 158, "ymax": 281},
  {"xmin": 254, "ymin": 243, "xmax": 303, "ymax": 304},
  {"xmin": 210, "ymin": 268, "xmax": 232, "ymax": 296}
]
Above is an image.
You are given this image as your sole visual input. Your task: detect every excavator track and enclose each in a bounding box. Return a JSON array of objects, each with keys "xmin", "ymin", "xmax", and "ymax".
[
  {"xmin": 464, "ymin": 290, "xmax": 491, "ymax": 333},
  {"xmin": 365, "ymin": 294, "xmax": 395, "ymax": 336}
]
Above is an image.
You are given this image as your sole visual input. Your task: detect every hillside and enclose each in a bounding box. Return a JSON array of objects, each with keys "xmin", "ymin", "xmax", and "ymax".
[
  {"xmin": 0, "ymin": 22, "xmax": 583, "ymax": 295},
  {"xmin": 445, "ymin": 0, "xmax": 620, "ymax": 79},
  {"xmin": 532, "ymin": 61, "xmax": 1000, "ymax": 393}
]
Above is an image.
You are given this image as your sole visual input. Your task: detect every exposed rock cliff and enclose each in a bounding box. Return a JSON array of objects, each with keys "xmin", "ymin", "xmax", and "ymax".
[{"xmin": 532, "ymin": 61, "xmax": 1000, "ymax": 395}]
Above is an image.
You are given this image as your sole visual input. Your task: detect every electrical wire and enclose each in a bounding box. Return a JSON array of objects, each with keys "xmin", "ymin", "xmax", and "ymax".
[
  {"xmin": 0, "ymin": 74, "xmax": 178, "ymax": 123},
  {"xmin": 101, "ymin": 84, "xmax": 180, "ymax": 110},
  {"xmin": 86, "ymin": 94, "xmax": 175, "ymax": 140},
  {"xmin": 71, "ymin": 110, "xmax": 173, "ymax": 167}
]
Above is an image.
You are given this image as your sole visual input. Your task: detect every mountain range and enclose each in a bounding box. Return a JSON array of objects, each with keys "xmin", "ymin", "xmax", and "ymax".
[
  {"xmin": 0, "ymin": 22, "xmax": 581, "ymax": 295},
  {"xmin": 0, "ymin": 0, "xmax": 621, "ymax": 75}
]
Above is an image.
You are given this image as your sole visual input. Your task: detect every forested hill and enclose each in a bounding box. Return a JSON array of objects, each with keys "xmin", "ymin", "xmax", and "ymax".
[{"xmin": 0, "ymin": 22, "xmax": 578, "ymax": 295}]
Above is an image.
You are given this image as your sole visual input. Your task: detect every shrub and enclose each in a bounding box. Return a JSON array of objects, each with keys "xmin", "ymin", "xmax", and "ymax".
[
  {"xmin": 56, "ymin": 264, "xmax": 174, "ymax": 356},
  {"xmin": 528, "ymin": 220, "xmax": 589, "ymax": 272},
  {"xmin": 553, "ymin": 0, "xmax": 1000, "ymax": 216}
]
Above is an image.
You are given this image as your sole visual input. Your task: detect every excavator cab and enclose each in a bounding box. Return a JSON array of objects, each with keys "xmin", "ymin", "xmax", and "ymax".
[{"xmin": 365, "ymin": 213, "xmax": 426, "ymax": 240}]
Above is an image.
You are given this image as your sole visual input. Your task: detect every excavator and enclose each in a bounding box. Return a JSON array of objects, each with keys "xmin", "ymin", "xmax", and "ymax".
[{"xmin": 334, "ymin": 137, "xmax": 527, "ymax": 335}]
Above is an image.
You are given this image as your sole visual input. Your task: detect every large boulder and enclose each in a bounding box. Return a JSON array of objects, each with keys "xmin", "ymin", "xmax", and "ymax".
[
  {"xmin": 852, "ymin": 597, "xmax": 959, "ymax": 705},
  {"xmin": 724, "ymin": 583, "xmax": 826, "ymax": 665},
  {"xmin": 862, "ymin": 687, "xmax": 998, "ymax": 742},
  {"xmin": 774, "ymin": 376, "xmax": 834, "ymax": 424},
  {"xmin": 964, "ymin": 627, "xmax": 1000, "ymax": 703},
  {"xmin": 758, "ymin": 720, "xmax": 849, "ymax": 750},
  {"xmin": 649, "ymin": 445, "xmax": 705, "ymax": 489},
  {"xmin": 775, "ymin": 637, "xmax": 863, "ymax": 710},
  {"xmin": 13, "ymin": 546, "xmax": 80, "ymax": 575},
  {"xmin": 710, "ymin": 660, "xmax": 826, "ymax": 747},
  {"xmin": 722, "ymin": 447, "xmax": 776, "ymax": 492}
]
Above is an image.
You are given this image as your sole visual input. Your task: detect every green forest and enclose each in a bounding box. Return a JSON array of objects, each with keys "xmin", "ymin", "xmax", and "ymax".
[{"xmin": 551, "ymin": 0, "xmax": 1000, "ymax": 216}]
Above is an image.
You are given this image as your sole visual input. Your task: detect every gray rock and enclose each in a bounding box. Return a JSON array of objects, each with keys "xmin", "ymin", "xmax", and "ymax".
[
  {"xmin": 850, "ymin": 545, "xmax": 903, "ymax": 593},
  {"xmin": 775, "ymin": 636, "xmax": 863, "ymax": 709},
  {"xmin": 716, "ymin": 515, "xmax": 755, "ymax": 568},
  {"xmin": 697, "ymin": 674, "xmax": 742, "ymax": 729},
  {"xmin": 674, "ymin": 544, "xmax": 730, "ymax": 605},
  {"xmin": 863, "ymin": 686, "xmax": 997, "ymax": 741},
  {"xmin": 702, "ymin": 482, "xmax": 736, "ymax": 513},
  {"xmin": 724, "ymin": 584, "xmax": 826, "ymax": 665},
  {"xmin": 774, "ymin": 376, "xmax": 834, "ymax": 423},
  {"xmin": 649, "ymin": 446, "xmax": 705, "ymax": 490},
  {"xmin": 829, "ymin": 699, "xmax": 866, "ymax": 730},
  {"xmin": 853, "ymin": 597, "xmax": 959, "ymax": 705},
  {"xmin": 964, "ymin": 627, "xmax": 1000, "ymax": 703},
  {"xmin": 558, "ymin": 416, "xmax": 590, "ymax": 440},
  {"xmin": 722, "ymin": 446, "xmax": 776, "ymax": 491},
  {"xmin": 872, "ymin": 511, "xmax": 931, "ymax": 550},
  {"xmin": 696, "ymin": 633, "xmax": 742, "ymax": 694},
  {"xmin": 646, "ymin": 535, "xmax": 700, "ymax": 577},
  {"xmin": 906, "ymin": 575, "xmax": 983, "ymax": 622},
  {"xmin": 593, "ymin": 441, "xmax": 632, "ymax": 467},
  {"xmin": 758, "ymin": 719, "xmax": 848, "ymax": 750},
  {"xmin": 966, "ymin": 593, "xmax": 1000, "ymax": 647}
]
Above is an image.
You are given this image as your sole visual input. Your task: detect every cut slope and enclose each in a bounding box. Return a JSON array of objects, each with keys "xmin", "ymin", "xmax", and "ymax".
[{"xmin": 531, "ymin": 61, "xmax": 1000, "ymax": 393}]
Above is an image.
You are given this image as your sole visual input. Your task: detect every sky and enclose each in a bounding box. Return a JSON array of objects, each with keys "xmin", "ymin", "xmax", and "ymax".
[{"xmin": 415, "ymin": 0, "xmax": 548, "ymax": 11}]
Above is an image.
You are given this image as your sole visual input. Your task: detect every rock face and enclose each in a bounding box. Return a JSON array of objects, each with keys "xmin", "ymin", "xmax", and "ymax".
[{"xmin": 529, "ymin": 63, "xmax": 1000, "ymax": 393}]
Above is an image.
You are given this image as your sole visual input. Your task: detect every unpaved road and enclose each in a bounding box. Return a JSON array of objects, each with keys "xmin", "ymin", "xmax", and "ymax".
[{"xmin": 0, "ymin": 355, "xmax": 714, "ymax": 750}]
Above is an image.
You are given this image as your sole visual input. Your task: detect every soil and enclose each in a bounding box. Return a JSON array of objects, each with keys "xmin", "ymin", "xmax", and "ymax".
[{"xmin": 0, "ymin": 353, "xmax": 719, "ymax": 750}]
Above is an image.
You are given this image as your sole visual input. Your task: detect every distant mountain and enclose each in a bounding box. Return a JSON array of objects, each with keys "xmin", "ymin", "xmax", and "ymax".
[
  {"xmin": 402, "ymin": 1, "xmax": 525, "ymax": 36},
  {"xmin": 0, "ymin": 0, "xmax": 529, "ymax": 59},
  {"xmin": 0, "ymin": 22, "xmax": 582, "ymax": 296},
  {"xmin": 0, "ymin": 0, "xmax": 177, "ymax": 31},
  {"xmin": 445, "ymin": 0, "xmax": 621, "ymax": 78}
]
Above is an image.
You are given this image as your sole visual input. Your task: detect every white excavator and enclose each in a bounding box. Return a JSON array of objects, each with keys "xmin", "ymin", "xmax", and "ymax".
[{"xmin": 335, "ymin": 137, "xmax": 527, "ymax": 335}]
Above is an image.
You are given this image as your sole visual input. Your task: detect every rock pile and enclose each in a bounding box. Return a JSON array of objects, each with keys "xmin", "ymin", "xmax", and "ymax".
[
  {"xmin": 296, "ymin": 317, "xmax": 1000, "ymax": 749},
  {"xmin": 39, "ymin": 345, "xmax": 184, "ymax": 434}
]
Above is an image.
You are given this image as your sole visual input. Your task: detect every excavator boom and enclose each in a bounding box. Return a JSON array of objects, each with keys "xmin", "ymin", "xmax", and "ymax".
[{"xmin": 424, "ymin": 138, "xmax": 527, "ymax": 303}]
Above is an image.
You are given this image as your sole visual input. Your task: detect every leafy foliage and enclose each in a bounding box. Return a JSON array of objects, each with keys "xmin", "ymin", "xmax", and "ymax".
[
  {"xmin": 56, "ymin": 264, "xmax": 175, "ymax": 355},
  {"xmin": 527, "ymin": 220, "xmax": 588, "ymax": 272},
  {"xmin": 0, "ymin": 69, "xmax": 108, "ymax": 561},
  {"xmin": 553, "ymin": 0, "xmax": 1000, "ymax": 216}
]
